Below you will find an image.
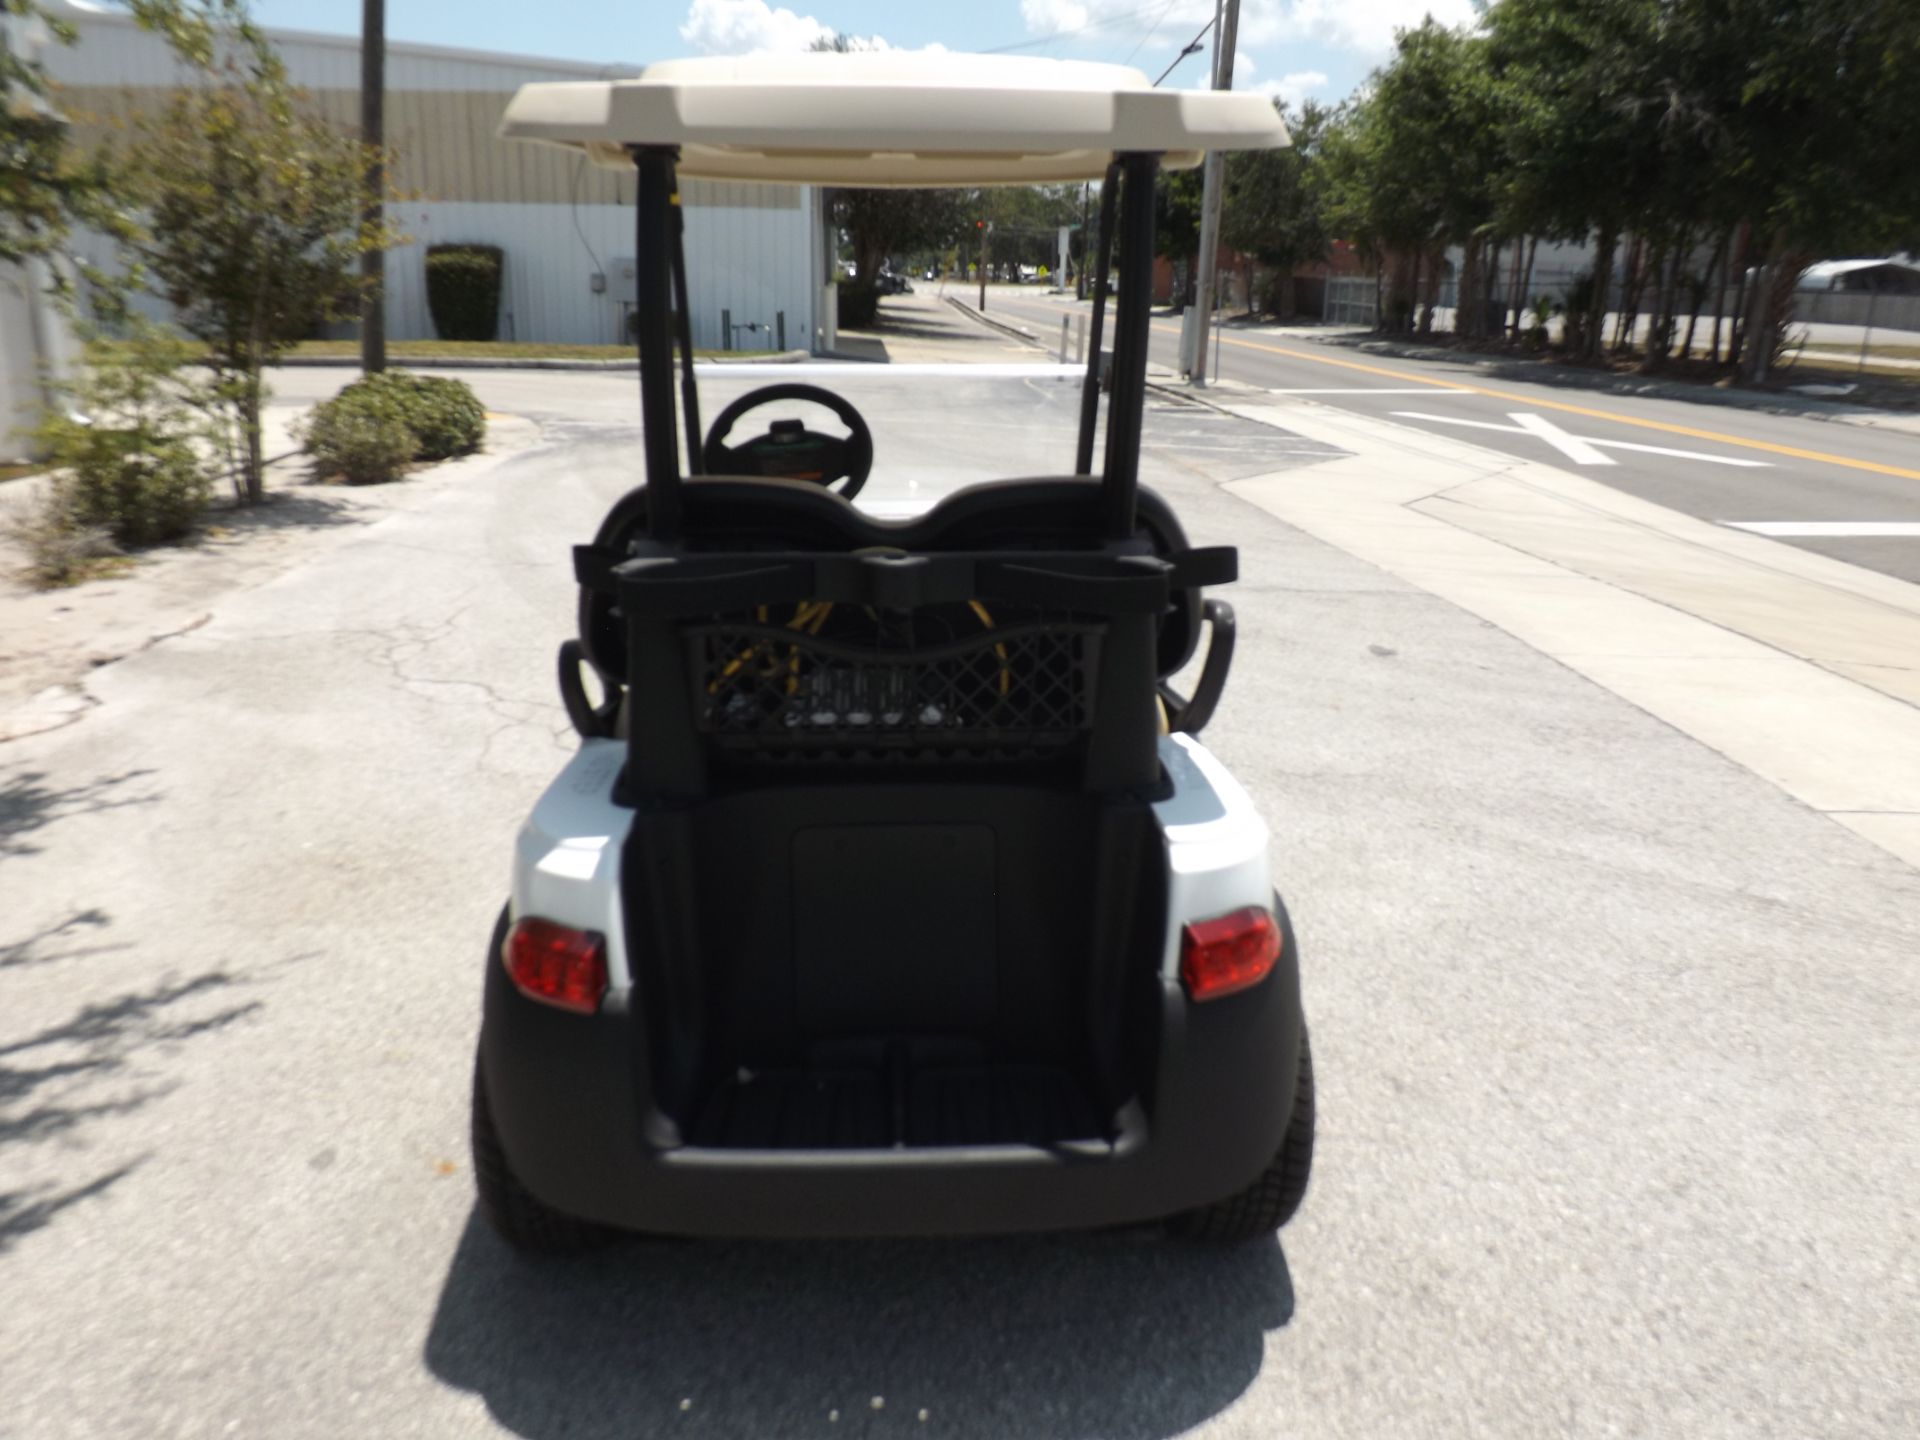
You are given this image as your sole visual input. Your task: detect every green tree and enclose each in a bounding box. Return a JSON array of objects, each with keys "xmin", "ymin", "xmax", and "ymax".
[
  {"xmin": 830, "ymin": 187, "xmax": 969, "ymax": 324},
  {"xmin": 1, "ymin": 0, "xmax": 112, "ymax": 267},
  {"xmin": 105, "ymin": 0, "xmax": 393, "ymax": 501},
  {"xmin": 1153, "ymin": 165, "xmax": 1205, "ymax": 310},
  {"xmin": 1222, "ymin": 99, "xmax": 1332, "ymax": 316}
]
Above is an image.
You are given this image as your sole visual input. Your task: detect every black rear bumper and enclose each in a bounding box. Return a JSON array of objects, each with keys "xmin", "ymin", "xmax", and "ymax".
[{"xmin": 476, "ymin": 905, "xmax": 1302, "ymax": 1239}]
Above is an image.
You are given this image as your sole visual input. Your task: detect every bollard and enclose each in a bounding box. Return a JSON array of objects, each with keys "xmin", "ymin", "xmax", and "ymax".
[
  {"xmin": 777, "ymin": 310, "xmax": 786, "ymax": 352},
  {"xmin": 1059, "ymin": 315, "xmax": 1070, "ymax": 363},
  {"xmin": 721, "ymin": 309, "xmax": 731, "ymax": 353}
]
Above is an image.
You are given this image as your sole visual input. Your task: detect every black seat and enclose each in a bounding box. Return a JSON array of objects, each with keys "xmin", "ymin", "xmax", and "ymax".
[{"xmin": 577, "ymin": 476, "xmax": 1208, "ymax": 684}]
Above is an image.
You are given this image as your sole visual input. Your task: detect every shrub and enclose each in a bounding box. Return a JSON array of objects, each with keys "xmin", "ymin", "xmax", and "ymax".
[
  {"xmin": 836, "ymin": 278, "xmax": 879, "ymax": 330},
  {"xmin": 297, "ymin": 383, "xmax": 417, "ymax": 484},
  {"xmin": 23, "ymin": 324, "xmax": 214, "ymax": 574},
  {"xmin": 380, "ymin": 372, "xmax": 486, "ymax": 459},
  {"xmin": 425, "ymin": 244, "xmax": 504, "ymax": 342},
  {"xmin": 296, "ymin": 371, "xmax": 485, "ymax": 482},
  {"xmin": 44, "ymin": 428, "xmax": 211, "ymax": 546},
  {"xmin": 4, "ymin": 495, "xmax": 123, "ymax": 588}
]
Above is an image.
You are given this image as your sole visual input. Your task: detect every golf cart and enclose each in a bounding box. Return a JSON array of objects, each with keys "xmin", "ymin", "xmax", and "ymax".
[{"xmin": 476, "ymin": 53, "xmax": 1312, "ymax": 1247}]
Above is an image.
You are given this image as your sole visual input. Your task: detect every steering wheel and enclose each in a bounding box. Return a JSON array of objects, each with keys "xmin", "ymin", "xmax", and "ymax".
[{"xmin": 702, "ymin": 383, "xmax": 874, "ymax": 500}]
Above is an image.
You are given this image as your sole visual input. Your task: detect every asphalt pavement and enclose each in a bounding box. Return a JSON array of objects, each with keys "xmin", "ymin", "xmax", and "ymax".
[
  {"xmin": 978, "ymin": 287, "xmax": 1920, "ymax": 582},
  {"xmin": 2, "ymin": 364, "xmax": 1917, "ymax": 1438}
]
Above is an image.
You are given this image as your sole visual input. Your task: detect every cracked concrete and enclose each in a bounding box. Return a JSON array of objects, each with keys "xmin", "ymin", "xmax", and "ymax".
[{"xmin": 0, "ymin": 407, "xmax": 541, "ymax": 742}]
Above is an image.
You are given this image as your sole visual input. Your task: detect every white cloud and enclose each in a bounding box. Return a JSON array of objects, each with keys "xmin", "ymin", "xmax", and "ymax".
[
  {"xmin": 1251, "ymin": 0, "xmax": 1480, "ymax": 55},
  {"xmin": 1253, "ymin": 69, "xmax": 1330, "ymax": 105},
  {"xmin": 679, "ymin": 0, "xmax": 832, "ymax": 54},
  {"xmin": 676, "ymin": 1, "xmax": 948, "ymax": 55},
  {"xmin": 1017, "ymin": 0, "xmax": 1482, "ymax": 60}
]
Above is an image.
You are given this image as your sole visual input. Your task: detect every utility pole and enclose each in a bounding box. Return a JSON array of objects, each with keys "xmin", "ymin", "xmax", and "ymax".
[
  {"xmin": 978, "ymin": 218, "xmax": 989, "ymax": 311},
  {"xmin": 359, "ymin": 0, "xmax": 386, "ymax": 375},
  {"xmin": 1184, "ymin": 0, "xmax": 1239, "ymax": 386},
  {"xmin": 1077, "ymin": 182, "xmax": 1091, "ymax": 300}
]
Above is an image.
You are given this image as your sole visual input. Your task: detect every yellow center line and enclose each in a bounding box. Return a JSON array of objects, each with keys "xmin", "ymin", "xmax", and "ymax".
[{"xmin": 1143, "ymin": 320, "xmax": 1920, "ymax": 482}]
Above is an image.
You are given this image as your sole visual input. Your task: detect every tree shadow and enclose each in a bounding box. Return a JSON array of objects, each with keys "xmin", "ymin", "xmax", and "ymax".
[
  {"xmin": 1315, "ymin": 330, "xmax": 1911, "ymax": 420},
  {"xmin": 424, "ymin": 1216, "xmax": 1293, "ymax": 1439},
  {"xmin": 0, "ymin": 968, "xmax": 261, "ymax": 1150},
  {"xmin": 200, "ymin": 487, "xmax": 373, "ymax": 537},
  {"xmin": 0, "ymin": 765, "xmax": 161, "ymax": 859},
  {"xmin": 0, "ymin": 908, "xmax": 120, "ymax": 970},
  {"xmin": 0, "ymin": 1162, "xmax": 145, "ymax": 1255}
]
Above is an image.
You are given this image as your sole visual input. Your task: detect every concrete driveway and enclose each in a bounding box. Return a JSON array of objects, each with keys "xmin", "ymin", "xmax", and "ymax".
[{"xmin": 2, "ymin": 365, "xmax": 1916, "ymax": 1438}]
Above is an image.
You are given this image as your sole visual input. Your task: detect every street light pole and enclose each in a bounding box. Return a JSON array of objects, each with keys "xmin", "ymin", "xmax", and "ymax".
[
  {"xmin": 1184, "ymin": 0, "xmax": 1239, "ymax": 386},
  {"xmin": 359, "ymin": 0, "xmax": 386, "ymax": 375}
]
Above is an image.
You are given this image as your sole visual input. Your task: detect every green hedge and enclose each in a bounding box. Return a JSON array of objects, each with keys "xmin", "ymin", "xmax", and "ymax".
[
  {"xmin": 298, "ymin": 371, "xmax": 486, "ymax": 484},
  {"xmin": 425, "ymin": 244, "xmax": 504, "ymax": 342}
]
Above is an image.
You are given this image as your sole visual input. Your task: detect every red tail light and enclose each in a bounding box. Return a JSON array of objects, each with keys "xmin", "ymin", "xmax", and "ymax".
[
  {"xmin": 502, "ymin": 917, "xmax": 607, "ymax": 1014},
  {"xmin": 1180, "ymin": 906, "xmax": 1281, "ymax": 1001}
]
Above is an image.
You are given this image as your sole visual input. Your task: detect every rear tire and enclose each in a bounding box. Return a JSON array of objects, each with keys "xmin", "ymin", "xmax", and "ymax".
[
  {"xmin": 471, "ymin": 1055, "xmax": 616, "ymax": 1254},
  {"xmin": 1172, "ymin": 1027, "xmax": 1315, "ymax": 1243}
]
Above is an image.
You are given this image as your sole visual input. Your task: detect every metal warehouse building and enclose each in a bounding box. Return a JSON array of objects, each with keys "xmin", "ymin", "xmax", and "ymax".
[{"xmin": 37, "ymin": 0, "xmax": 831, "ymax": 352}]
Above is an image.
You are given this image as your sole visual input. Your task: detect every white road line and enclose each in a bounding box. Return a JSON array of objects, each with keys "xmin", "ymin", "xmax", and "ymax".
[
  {"xmin": 1392, "ymin": 409, "xmax": 1770, "ymax": 469},
  {"xmin": 1269, "ymin": 387, "xmax": 1474, "ymax": 395},
  {"xmin": 1509, "ymin": 411, "xmax": 1616, "ymax": 466},
  {"xmin": 1392, "ymin": 409, "xmax": 1617, "ymax": 461},
  {"xmin": 1725, "ymin": 521, "xmax": 1920, "ymax": 537},
  {"xmin": 1591, "ymin": 438, "xmax": 1770, "ymax": 467}
]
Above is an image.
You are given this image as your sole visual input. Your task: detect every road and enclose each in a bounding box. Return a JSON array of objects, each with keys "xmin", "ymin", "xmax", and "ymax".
[
  {"xmin": 980, "ymin": 287, "xmax": 1920, "ymax": 582},
  {"xmin": 3, "ymin": 366, "xmax": 1917, "ymax": 1438}
]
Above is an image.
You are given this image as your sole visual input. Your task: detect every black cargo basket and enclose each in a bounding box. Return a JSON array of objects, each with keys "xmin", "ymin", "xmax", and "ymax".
[
  {"xmin": 688, "ymin": 619, "xmax": 1103, "ymax": 762},
  {"xmin": 601, "ymin": 547, "xmax": 1178, "ymax": 796}
]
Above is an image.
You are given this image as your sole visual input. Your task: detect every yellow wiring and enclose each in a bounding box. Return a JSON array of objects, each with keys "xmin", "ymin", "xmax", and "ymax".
[
  {"xmin": 967, "ymin": 601, "xmax": 1012, "ymax": 697},
  {"xmin": 711, "ymin": 598, "xmax": 1009, "ymax": 709}
]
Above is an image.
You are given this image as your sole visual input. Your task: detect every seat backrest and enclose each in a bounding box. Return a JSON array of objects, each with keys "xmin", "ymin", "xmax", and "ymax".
[{"xmin": 578, "ymin": 475, "xmax": 1205, "ymax": 682}]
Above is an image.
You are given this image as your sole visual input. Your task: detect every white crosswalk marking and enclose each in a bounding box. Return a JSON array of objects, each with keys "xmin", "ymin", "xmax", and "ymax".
[
  {"xmin": 1509, "ymin": 411, "xmax": 1615, "ymax": 465},
  {"xmin": 1391, "ymin": 410, "xmax": 1771, "ymax": 469}
]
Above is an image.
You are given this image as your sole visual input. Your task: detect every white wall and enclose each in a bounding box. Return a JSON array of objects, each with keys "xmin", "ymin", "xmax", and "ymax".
[{"xmin": 375, "ymin": 197, "xmax": 815, "ymax": 349}]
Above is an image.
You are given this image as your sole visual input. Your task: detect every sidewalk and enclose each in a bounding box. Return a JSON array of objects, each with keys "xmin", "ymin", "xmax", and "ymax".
[
  {"xmin": 0, "ymin": 403, "xmax": 538, "ymax": 740},
  {"xmin": 1197, "ymin": 384, "xmax": 1920, "ymax": 869}
]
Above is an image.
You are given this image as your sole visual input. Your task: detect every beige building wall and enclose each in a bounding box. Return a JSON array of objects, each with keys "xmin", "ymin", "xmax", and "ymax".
[{"xmin": 40, "ymin": 2, "xmax": 820, "ymax": 349}]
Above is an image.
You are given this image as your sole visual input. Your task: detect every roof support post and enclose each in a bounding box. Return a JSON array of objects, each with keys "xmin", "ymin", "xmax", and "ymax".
[
  {"xmin": 666, "ymin": 156, "xmax": 704, "ymax": 476},
  {"xmin": 632, "ymin": 145, "xmax": 683, "ymax": 539},
  {"xmin": 1074, "ymin": 161, "xmax": 1122, "ymax": 476},
  {"xmin": 1101, "ymin": 151, "xmax": 1159, "ymax": 541}
]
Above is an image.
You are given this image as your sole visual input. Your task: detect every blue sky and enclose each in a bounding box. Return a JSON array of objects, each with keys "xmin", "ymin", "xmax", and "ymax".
[{"xmin": 244, "ymin": 0, "xmax": 1481, "ymax": 109}]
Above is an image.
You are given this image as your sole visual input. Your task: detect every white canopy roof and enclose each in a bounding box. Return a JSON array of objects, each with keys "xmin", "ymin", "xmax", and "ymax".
[{"xmin": 498, "ymin": 53, "xmax": 1289, "ymax": 186}]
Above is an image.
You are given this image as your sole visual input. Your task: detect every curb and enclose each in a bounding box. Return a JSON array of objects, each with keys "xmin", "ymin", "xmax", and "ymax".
[
  {"xmin": 1302, "ymin": 335, "xmax": 1920, "ymax": 430},
  {"xmin": 945, "ymin": 296, "xmax": 1044, "ymax": 348}
]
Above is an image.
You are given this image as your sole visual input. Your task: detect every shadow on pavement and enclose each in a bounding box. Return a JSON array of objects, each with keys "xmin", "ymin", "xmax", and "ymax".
[
  {"xmin": 0, "ymin": 765, "xmax": 161, "ymax": 859},
  {"xmin": 0, "ymin": 1161, "xmax": 145, "ymax": 1254},
  {"xmin": 425, "ymin": 1212, "xmax": 1292, "ymax": 1439},
  {"xmin": 0, "ymin": 888, "xmax": 265, "ymax": 1254},
  {"xmin": 205, "ymin": 487, "xmax": 374, "ymax": 535}
]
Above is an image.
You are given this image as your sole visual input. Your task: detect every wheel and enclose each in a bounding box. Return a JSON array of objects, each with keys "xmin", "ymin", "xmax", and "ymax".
[
  {"xmin": 470, "ymin": 1054, "xmax": 615, "ymax": 1254},
  {"xmin": 1172, "ymin": 1027, "xmax": 1315, "ymax": 1242}
]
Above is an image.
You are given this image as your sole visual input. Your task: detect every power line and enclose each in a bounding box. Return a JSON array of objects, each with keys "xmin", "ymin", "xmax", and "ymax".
[
  {"xmin": 1152, "ymin": 14, "xmax": 1216, "ymax": 85},
  {"xmin": 1122, "ymin": 0, "xmax": 1185, "ymax": 66},
  {"xmin": 980, "ymin": 3, "xmax": 1173, "ymax": 54}
]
